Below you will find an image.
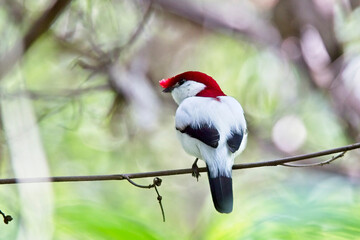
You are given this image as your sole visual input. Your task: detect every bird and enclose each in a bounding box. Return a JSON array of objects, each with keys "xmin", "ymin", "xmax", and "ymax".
[{"xmin": 159, "ymin": 71, "xmax": 247, "ymax": 214}]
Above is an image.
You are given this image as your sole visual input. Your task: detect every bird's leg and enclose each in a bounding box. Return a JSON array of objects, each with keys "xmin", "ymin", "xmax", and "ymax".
[{"xmin": 192, "ymin": 158, "xmax": 201, "ymax": 181}]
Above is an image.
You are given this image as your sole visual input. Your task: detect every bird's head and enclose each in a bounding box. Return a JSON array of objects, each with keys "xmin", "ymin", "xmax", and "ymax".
[{"xmin": 159, "ymin": 71, "xmax": 226, "ymax": 104}]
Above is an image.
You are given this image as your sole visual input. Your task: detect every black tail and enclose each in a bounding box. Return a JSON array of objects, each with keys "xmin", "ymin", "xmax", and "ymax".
[{"xmin": 208, "ymin": 173, "xmax": 233, "ymax": 214}]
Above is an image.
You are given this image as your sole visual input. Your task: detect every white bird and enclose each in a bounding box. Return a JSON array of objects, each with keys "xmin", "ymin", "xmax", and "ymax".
[{"xmin": 160, "ymin": 71, "xmax": 247, "ymax": 213}]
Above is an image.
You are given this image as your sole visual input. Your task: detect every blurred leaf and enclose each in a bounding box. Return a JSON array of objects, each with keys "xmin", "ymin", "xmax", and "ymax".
[{"xmin": 55, "ymin": 203, "xmax": 166, "ymax": 240}]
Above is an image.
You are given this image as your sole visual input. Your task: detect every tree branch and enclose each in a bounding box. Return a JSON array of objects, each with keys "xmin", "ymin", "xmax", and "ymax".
[
  {"xmin": 152, "ymin": 0, "xmax": 281, "ymax": 47},
  {"xmin": 0, "ymin": 142, "xmax": 359, "ymax": 185},
  {"xmin": 111, "ymin": 0, "xmax": 154, "ymax": 59},
  {"xmin": 0, "ymin": 0, "xmax": 72, "ymax": 80},
  {"xmin": 281, "ymin": 151, "xmax": 346, "ymax": 167}
]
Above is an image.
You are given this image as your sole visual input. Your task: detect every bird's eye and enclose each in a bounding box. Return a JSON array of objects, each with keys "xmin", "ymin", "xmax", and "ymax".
[{"xmin": 178, "ymin": 79, "xmax": 186, "ymax": 86}]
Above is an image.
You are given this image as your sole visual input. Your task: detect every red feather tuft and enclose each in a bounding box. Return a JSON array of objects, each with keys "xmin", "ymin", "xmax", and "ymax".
[
  {"xmin": 159, "ymin": 78, "xmax": 171, "ymax": 88},
  {"xmin": 159, "ymin": 71, "xmax": 226, "ymax": 98}
]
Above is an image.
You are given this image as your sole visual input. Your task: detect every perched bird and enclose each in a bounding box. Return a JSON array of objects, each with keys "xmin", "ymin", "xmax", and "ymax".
[{"xmin": 159, "ymin": 71, "xmax": 247, "ymax": 213}]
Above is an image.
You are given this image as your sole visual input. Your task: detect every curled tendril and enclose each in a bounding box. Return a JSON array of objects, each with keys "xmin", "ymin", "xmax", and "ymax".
[
  {"xmin": 0, "ymin": 210, "xmax": 13, "ymax": 224},
  {"xmin": 122, "ymin": 175, "xmax": 165, "ymax": 222}
]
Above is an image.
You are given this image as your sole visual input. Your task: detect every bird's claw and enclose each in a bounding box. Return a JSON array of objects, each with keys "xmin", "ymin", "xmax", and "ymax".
[{"xmin": 192, "ymin": 158, "xmax": 201, "ymax": 181}]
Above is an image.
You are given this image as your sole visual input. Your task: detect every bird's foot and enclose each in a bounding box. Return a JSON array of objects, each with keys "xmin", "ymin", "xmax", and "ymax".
[{"xmin": 192, "ymin": 158, "xmax": 201, "ymax": 181}]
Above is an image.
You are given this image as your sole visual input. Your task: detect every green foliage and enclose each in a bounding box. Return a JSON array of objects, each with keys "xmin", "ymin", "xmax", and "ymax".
[
  {"xmin": 1, "ymin": 1, "xmax": 360, "ymax": 239},
  {"xmin": 54, "ymin": 203, "xmax": 166, "ymax": 240}
]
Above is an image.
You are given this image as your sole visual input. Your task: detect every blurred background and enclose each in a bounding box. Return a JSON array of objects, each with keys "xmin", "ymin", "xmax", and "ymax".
[{"xmin": 1, "ymin": 0, "xmax": 360, "ymax": 239}]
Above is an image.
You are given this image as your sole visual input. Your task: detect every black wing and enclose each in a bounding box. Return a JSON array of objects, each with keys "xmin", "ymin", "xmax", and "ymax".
[
  {"xmin": 177, "ymin": 124, "xmax": 219, "ymax": 148},
  {"xmin": 226, "ymin": 130, "xmax": 243, "ymax": 153}
]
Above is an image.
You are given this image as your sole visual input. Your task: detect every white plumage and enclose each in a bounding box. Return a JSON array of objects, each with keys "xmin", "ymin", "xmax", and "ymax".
[{"xmin": 175, "ymin": 95, "xmax": 247, "ymax": 178}]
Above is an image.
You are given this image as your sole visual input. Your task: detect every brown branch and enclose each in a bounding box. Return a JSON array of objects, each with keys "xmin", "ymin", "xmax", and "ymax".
[
  {"xmin": 111, "ymin": 0, "xmax": 154, "ymax": 59},
  {"xmin": 0, "ymin": 142, "xmax": 359, "ymax": 185},
  {"xmin": 0, "ymin": 0, "xmax": 72, "ymax": 80},
  {"xmin": 281, "ymin": 151, "xmax": 346, "ymax": 167}
]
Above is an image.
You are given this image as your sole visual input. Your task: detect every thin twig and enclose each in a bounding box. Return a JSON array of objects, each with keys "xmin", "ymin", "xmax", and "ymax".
[
  {"xmin": 281, "ymin": 151, "xmax": 347, "ymax": 167},
  {"xmin": 123, "ymin": 175, "xmax": 154, "ymax": 189},
  {"xmin": 232, "ymin": 142, "xmax": 359, "ymax": 170},
  {"xmin": 0, "ymin": 142, "xmax": 359, "ymax": 185},
  {"xmin": 111, "ymin": 0, "xmax": 154, "ymax": 59},
  {"xmin": 154, "ymin": 184, "xmax": 165, "ymax": 222}
]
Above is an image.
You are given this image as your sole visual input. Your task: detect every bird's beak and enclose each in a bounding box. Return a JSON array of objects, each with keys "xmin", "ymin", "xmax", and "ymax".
[{"xmin": 162, "ymin": 87, "xmax": 174, "ymax": 93}]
